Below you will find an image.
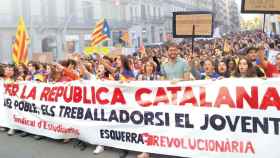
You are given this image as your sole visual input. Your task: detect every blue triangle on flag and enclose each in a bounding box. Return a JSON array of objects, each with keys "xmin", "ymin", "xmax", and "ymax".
[{"xmin": 102, "ymin": 19, "xmax": 111, "ymax": 38}]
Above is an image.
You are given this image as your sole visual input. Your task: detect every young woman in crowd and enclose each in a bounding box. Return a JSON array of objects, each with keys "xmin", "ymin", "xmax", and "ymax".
[
  {"xmin": 234, "ymin": 57, "xmax": 257, "ymax": 78},
  {"xmin": 15, "ymin": 64, "xmax": 28, "ymax": 81},
  {"xmin": 0, "ymin": 65, "xmax": 7, "ymax": 132},
  {"xmin": 135, "ymin": 61, "xmax": 160, "ymax": 158},
  {"xmin": 200, "ymin": 58, "xmax": 220, "ymax": 80},
  {"xmin": 226, "ymin": 57, "xmax": 237, "ymax": 76},
  {"xmin": 136, "ymin": 61, "xmax": 160, "ymax": 80},
  {"xmin": 1, "ymin": 65, "xmax": 17, "ymax": 135},
  {"xmin": 100, "ymin": 55, "xmax": 135, "ymax": 81}
]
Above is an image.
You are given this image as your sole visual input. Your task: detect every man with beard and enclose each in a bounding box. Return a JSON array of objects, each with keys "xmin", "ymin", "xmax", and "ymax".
[{"xmin": 161, "ymin": 42, "xmax": 191, "ymax": 80}]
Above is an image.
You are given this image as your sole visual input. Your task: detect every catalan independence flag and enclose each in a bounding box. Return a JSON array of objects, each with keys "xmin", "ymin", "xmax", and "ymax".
[
  {"xmin": 91, "ymin": 19, "xmax": 111, "ymax": 47},
  {"xmin": 12, "ymin": 16, "xmax": 30, "ymax": 65}
]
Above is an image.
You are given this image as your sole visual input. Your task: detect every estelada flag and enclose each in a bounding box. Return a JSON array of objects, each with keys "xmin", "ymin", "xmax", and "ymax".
[
  {"xmin": 12, "ymin": 16, "xmax": 30, "ymax": 65},
  {"xmin": 91, "ymin": 19, "xmax": 111, "ymax": 47}
]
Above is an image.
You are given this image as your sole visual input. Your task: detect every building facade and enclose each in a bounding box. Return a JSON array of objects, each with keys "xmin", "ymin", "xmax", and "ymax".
[
  {"xmin": 212, "ymin": 0, "xmax": 240, "ymax": 34},
  {"xmin": 0, "ymin": 0, "xmax": 238, "ymax": 63},
  {"xmin": 265, "ymin": 15, "xmax": 280, "ymax": 35}
]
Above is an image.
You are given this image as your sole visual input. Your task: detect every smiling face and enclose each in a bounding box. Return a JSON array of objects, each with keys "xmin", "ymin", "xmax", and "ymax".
[
  {"xmin": 145, "ymin": 62, "xmax": 154, "ymax": 75},
  {"xmin": 168, "ymin": 46, "xmax": 178, "ymax": 60},
  {"xmin": 247, "ymin": 49, "xmax": 257, "ymax": 62},
  {"xmin": 4, "ymin": 66, "xmax": 14, "ymax": 79}
]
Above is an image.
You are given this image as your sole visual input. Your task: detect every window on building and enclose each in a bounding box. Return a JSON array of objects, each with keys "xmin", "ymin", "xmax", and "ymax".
[
  {"xmin": 42, "ymin": 37, "xmax": 57, "ymax": 59},
  {"xmin": 112, "ymin": 31, "xmax": 122, "ymax": 46},
  {"xmin": 135, "ymin": 7, "xmax": 138, "ymax": 17},
  {"xmin": 147, "ymin": 5, "xmax": 150, "ymax": 17},
  {"xmin": 153, "ymin": 7, "xmax": 156, "ymax": 18},
  {"xmin": 67, "ymin": 0, "xmax": 76, "ymax": 18},
  {"xmin": 151, "ymin": 26, "xmax": 155, "ymax": 43},
  {"xmin": 22, "ymin": 0, "xmax": 31, "ymax": 23},
  {"xmin": 82, "ymin": 1, "xmax": 93, "ymax": 22},
  {"xmin": 130, "ymin": 6, "xmax": 134, "ymax": 20},
  {"xmin": 45, "ymin": 0, "xmax": 57, "ymax": 24},
  {"xmin": 141, "ymin": 5, "xmax": 146, "ymax": 20}
]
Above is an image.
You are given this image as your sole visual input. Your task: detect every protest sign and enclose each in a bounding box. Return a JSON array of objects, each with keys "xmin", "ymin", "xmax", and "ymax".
[
  {"xmin": 173, "ymin": 11, "xmax": 213, "ymax": 38},
  {"xmin": 241, "ymin": 0, "xmax": 280, "ymax": 14}
]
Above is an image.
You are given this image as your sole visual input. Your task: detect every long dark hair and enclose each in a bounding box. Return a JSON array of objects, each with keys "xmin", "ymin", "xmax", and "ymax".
[
  {"xmin": 234, "ymin": 57, "xmax": 256, "ymax": 78},
  {"xmin": 216, "ymin": 59, "xmax": 230, "ymax": 77},
  {"xmin": 226, "ymin": 57, "xmax": 236, "ymax": 73},
  {"xmin": 0, "ymin": 65, "xmax": 4, "ymax": 78},
  {"xmin": 120, "ymin": 55, "xmax": 131, "ymax": 71}
]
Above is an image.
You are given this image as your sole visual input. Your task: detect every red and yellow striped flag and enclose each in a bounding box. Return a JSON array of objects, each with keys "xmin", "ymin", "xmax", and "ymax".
[
  {"xmin": 12, "ymin": 16, "xmax": 30, "ymax": 65},
  {"xmin": 91, "ymin": 19, "xmax": 111, "ymax": 47}
]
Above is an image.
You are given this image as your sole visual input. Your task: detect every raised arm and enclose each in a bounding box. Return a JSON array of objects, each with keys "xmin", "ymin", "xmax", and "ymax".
[{"xmin": 257, "ymin": 44, "xmax": 268, "ymax": 70}]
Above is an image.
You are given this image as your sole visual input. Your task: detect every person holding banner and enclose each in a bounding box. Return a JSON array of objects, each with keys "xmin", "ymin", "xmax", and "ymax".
[
  {"xmin": 135, "ymin": 61, "xmax": 160, "ymax": 158},
  {"xmin": 200, "ymin": 58, "xmax": 220, "ymax": 80},
  {"xmin": 226, "ymin": 57, "xmax": 237, "ymax": 76},
  {"xmin": 15, "ymin": 64, "xmax": 28, "ymax": 81},
  {"xmin": 161, "ymin": 42, "xmax": 191, "ymax": 80},
  {"xmin": 1, "ymin": 65, "xmax": 18, "ymax": 136},
  {"xmin": 136, "ymin": 61, "xmax": 160, "ymax": 81},
  {"xmin": 233, "ymin": 57, "xmax": 257, "ymax": 78},
  {"xmin": 0, "ymin": 65, "xmax": 8, "ymax": 132}
]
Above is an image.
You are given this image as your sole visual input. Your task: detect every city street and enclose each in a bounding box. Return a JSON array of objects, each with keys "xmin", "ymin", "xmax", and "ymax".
[{"xmin": 0, "ymin": 132, "xmax": 176, "ymax": 158}]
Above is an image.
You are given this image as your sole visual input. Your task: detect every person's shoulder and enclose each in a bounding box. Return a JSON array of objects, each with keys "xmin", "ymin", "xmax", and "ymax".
[
  {"xmin": 177, "ymin": 57, "xmax": 186, "ymax": 62},
  {"xmin": 213, "ymin": 72, "xmax": 221, "ymax": 78},
  {"xmin": 177, "ymin": 57, "xmax": 189, "ymax": 65}
]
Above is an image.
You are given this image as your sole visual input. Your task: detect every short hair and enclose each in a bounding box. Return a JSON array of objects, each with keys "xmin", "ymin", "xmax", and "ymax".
[
  {"xmin": 269, "ymin": 42, "xmax": 275, "ymax": 49},
  {"xmin": 67, "ymin": 59, "xmax": 77, "ymax": 67},
  {"xmin": 165, "ymin": 42, "xmax": 177, "ymax": 50},
  {"xmin": 203, "ymin": 58, "xmax": 214, "ymax": 66},
  {"xmin": 246, "ymin": 47, "xmax": 257, "ymax": 54}
]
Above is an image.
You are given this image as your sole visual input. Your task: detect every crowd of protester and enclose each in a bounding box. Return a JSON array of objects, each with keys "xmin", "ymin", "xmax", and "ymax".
[{"xmin": 1, "ymin": 30, "xmax": 280, "ymax": 158}]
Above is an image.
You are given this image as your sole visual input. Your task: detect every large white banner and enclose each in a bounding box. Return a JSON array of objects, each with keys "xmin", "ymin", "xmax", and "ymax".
[{"xmin": 1, "ymin": 79, "xmax": 280, "ymax": 158}]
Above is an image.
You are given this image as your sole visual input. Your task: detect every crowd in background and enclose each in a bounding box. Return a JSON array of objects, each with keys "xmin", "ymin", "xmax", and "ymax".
[{"xmin": 1, "ymin": 30, "xmax": 280, "ymax": 158}]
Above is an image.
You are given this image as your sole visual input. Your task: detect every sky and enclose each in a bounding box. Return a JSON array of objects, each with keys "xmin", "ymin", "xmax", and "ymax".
[{"xmin": 236, "ymin": 0, "xmax": 262, "ymax": 20}]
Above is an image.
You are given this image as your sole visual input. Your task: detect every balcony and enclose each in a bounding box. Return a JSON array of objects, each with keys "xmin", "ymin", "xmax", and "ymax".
[{"xmin": 0, "ymin": 14, "xmax": 169, "ymax": 31}]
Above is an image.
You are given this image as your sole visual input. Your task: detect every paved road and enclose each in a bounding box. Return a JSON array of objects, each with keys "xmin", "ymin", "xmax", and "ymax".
[{"xmin": 0, "ymin": 131, "xmax": 179, "ymax": 158}]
